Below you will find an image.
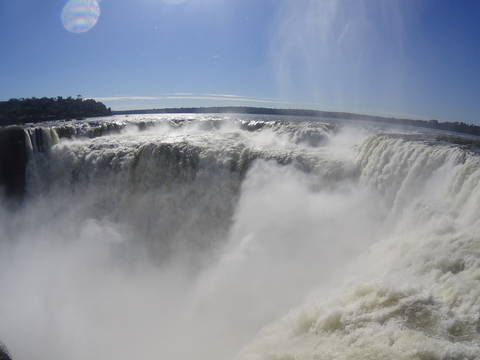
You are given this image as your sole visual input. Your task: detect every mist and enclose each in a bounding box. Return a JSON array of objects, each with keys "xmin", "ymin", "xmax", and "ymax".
[
  {"xmin": 2, "ymin": 110, "xmax": 480, "ymax": 360},
  {"xmin": 0, "ymin": 117, "xmax": 383, "ymax": 360}
]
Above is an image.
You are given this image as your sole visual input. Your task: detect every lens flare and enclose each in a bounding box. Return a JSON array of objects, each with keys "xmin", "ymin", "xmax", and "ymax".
[{"xmin": 61, "ymin": 0, "xmax": 101, "ymax": 34}]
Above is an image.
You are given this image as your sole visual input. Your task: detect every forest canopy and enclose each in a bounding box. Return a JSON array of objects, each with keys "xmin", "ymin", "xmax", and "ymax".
[{"xmin": 0, "ymin": 97, "xmax": 111, "ymax": 126}]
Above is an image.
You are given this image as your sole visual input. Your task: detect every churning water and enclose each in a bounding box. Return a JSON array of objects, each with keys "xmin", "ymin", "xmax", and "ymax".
[{"xmin": 1, "ymin": 114, "xmax": 480, "ymax": 360}]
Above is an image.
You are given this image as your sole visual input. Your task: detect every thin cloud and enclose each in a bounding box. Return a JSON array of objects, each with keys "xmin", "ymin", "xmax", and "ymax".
[
  {"xmin": 92, "ymin": 94, "xmax": 291, "ymax": 105},
  {"xmin": 94, "ymin": 96, "xmax": 159, "ymax": 101}
]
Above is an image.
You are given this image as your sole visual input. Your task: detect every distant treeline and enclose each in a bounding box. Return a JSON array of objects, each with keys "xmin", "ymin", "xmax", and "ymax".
[
  {"xmin": 0, "ymin": 97, "xmax": 111, "ymax": 126},
  {"xmin": 114, "ymin": 106, "xmax": 480, "ymax": 137}
]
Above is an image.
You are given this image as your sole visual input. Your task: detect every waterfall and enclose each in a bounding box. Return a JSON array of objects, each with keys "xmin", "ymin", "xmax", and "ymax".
[{"xmin": 1, "ymin": 114, "xmax": 479, "ymax": 360}]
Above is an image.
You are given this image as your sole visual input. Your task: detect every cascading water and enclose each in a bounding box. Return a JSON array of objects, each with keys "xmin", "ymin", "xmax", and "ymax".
[
  {"xmin": 0, "ymin": 114, "xmax": 479, "ymax": 360},
  {"xmin": 238, "ymin": 134, "xmax": 480, "ymax": 360}
]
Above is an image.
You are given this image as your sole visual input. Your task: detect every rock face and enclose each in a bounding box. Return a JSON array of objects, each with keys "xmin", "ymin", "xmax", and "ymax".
[
  {"xmin": 0, "ymin": 343, "xmax": 11, "ymax": 360},
  {"xmin": 0, "ymin": 126, "xmax": 28, "ymax": 198}
]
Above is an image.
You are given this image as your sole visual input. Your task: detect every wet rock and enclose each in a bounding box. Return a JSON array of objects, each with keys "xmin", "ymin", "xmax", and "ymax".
[
  {"xmin": 0, "ymin": 126, "xmax": 28, "ymax": 198},
  {"xmin": 0, "ymin": 343, "xmax": 11, "ymax": 360}
]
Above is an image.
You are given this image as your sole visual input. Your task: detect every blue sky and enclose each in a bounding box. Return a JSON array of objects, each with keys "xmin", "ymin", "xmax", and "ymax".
[{"xmin": 1, "ymin": 0, "xmax": 479, "ymax": 123}]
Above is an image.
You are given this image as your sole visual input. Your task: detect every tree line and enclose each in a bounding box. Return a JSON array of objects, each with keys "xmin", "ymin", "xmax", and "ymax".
[{"xmin": 0, "ymin": 96, "xmax": 111, "ymax": 126}]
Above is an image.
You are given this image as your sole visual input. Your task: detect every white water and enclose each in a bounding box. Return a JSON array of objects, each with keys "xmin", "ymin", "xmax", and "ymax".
[
  {"xmin": 239, "ymin": 134, "xmax": 480, "ymax": 360},
  {"xmin": 0, "ymin": 115, "xmax": 479, "ymax": 360}
]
